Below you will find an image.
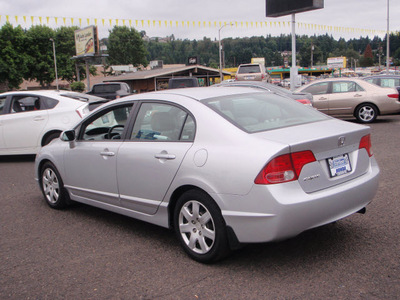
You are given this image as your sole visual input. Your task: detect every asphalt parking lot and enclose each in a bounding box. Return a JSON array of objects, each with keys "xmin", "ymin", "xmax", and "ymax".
[{"xmin": 1, "ymin": 115, "xmax": 400, "ymax": 299}]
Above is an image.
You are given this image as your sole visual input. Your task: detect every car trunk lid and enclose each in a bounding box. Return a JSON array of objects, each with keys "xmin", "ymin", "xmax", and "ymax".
[{"xmin": 253, "ymin": 119, "xmax": 372, "ymax": 193}]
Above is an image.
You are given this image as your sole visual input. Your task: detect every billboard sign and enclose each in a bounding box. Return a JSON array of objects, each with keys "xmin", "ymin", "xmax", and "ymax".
[
  {"xmin": 327, "ymin": 57, "xmax": 347, "ymax": 69},
  {"xmin": 266, "ymin": 0, "xmax": 324, "ymax": 17},
  {"xmin": 74, "ymin": 26, "xmax": 97, "ymax": 57}
]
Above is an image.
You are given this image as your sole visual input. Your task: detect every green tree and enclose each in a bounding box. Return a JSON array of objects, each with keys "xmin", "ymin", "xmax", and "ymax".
[
  {"xmin": 0, "ymin": 23, "xmax": 28, "ymax": 89},
  {"xmin": 25, "ymin": 25, "xmax": 56, "ymax": 86},
  {"xmin": 108, "ymin": 26, "xmax": 148, "ymax": 66},
  {"xmin": 54, "ymin": 26, "xmax": 81, "ymax": 82}
]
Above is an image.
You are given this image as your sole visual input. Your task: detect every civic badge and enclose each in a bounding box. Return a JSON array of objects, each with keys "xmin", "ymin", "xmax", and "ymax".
[{"xmin": 338, "ymin": 136, "xmax": 346, "ymax": 147}]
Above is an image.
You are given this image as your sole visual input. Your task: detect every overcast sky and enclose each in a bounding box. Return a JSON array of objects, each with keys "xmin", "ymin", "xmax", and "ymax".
[{"xmin": 1, "ymin": 0, "xmax": 399, "ymax": 41}]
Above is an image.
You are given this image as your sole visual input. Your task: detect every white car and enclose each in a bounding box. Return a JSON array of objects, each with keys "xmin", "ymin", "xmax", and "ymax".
[{"xmin": 0, "ymin": 90, "xmax": 106, "ymax": 155}]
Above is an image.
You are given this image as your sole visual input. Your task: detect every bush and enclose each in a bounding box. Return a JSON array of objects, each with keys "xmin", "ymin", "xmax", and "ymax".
[{"xmin": 70, "ymin": 81, "xmax": 85, "ymax": 92}]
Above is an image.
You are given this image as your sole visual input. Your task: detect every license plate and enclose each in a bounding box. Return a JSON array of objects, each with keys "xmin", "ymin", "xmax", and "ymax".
[
  {"xmin": 327, "ymin": 154, "xmax": 352, "ymax": 177},
  {"xmin": 245, "ymin": 76, "xmax": 255, "ymax": 80}
]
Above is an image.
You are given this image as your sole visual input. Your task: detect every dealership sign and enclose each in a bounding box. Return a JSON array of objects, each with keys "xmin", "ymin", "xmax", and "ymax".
[{"xmin": 74, "ymin": 26, "xmax": 98, "ymax": 57}]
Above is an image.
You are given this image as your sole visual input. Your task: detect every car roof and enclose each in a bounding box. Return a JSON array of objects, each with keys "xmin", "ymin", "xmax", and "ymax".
[
  {"xmin": 113, "ymin": 86, "xmax": 266, "ymax": 104},
  {"xmin": 363, "ymin": 75, "xmax": 400, "ymax": 79}
]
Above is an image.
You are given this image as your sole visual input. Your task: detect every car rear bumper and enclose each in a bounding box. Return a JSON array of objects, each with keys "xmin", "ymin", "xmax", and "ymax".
[{"xmin": 220, "ymin": 158, "xmax": 380, "ymax": 243}]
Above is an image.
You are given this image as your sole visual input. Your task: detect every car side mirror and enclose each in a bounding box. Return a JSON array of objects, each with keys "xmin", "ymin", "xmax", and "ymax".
[{"xmin": 61, "ymin": 130, "xmax": 75, "ymax": 141}]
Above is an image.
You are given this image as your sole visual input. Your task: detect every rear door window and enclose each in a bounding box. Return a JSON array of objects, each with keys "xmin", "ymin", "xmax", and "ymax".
[
  {"xmin": 0, "ymin": 96, "xmax": 5, "ymax": 114},
  {"xmin": 11, "ymin": 96, "xmax": 41, "ymax": 113},
  {"xmin": 302, "ymin": 82, "xmax": 330, "ymax": 95}
]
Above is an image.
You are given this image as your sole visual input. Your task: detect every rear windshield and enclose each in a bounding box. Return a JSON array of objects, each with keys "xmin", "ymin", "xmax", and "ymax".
[
  {"xmin": 92, "ymin": 84, "xmax": 121, "ymax": 93},
  {"xmin": 201, "ymin": 92, "xmax": 328, "ymax": 133},
  {"xmin": 169, "ymin": 79, "xmax": 198, "ymax": 89},
  {"xmin": 238, "ymin": 65, "xmax": 262, "ymax": 74}
]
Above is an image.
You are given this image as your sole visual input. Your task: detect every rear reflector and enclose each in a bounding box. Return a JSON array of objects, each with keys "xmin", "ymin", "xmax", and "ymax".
[
  {"xmin": 255, "ymin": 151, "xmax": 316, "ymax": 184},
  {"xmin": 359, "ymin": 134, "xmax": 373, "ymax": 157}
]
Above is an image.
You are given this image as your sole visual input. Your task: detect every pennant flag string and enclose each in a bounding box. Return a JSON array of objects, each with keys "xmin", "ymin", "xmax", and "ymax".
[{"xmin": 0, "ymin": 14, "xmax": 390, "ymax": 36}]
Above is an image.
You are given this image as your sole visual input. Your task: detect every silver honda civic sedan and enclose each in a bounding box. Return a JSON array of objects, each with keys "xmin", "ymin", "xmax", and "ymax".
[{"xmin": 35, "ymin": 87, "xmax": 380, "ymax": 263}]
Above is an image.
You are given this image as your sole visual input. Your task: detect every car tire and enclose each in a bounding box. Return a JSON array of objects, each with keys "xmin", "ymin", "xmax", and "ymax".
[
  {"xmin": 355, "ymin": 104, "xmax": 378, "ymax": 123},
  {"xmin": 173, "ymin": 189, "xmax": 230, "ymax": 263},
  {"xmin": 43, "ymin": 132, "xmax": 61, "ymax": 146},
  {"xmin": 40, "ymin": 162, "xmax": 69, "ymax": 209}
]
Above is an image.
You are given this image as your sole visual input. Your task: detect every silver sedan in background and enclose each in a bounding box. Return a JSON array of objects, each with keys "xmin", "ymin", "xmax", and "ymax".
[{"xmin": 35, "ymin": 87, "xmax": 380, "ymax": 263}]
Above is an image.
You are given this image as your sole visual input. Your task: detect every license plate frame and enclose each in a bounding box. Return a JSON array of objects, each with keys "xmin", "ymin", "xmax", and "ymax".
[{"xmin": 327, "ymin": 153, "xmax": 352, "ymax": 177}]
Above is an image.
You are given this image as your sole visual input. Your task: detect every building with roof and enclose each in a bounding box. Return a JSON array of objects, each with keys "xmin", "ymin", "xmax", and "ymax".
[{"xmin": 102, "ymin": 64, "xmax": 232, "ymax": 93}]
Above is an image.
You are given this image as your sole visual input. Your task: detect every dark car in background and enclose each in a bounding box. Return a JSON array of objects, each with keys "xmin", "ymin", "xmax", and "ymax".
[
  {"xmin": 168, "ymin": 77, "xmax": 199, "ymax": 89},
  {"xmin": 215, "ymin": 80, "xmax": 314, "ymax": 106},
  {"xmin": 87, "ymin": 82, "xmax": 132, "ymax": 100}
]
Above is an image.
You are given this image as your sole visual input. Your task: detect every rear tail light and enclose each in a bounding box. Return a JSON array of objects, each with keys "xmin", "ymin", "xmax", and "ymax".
[
  {"xmin": 359, "ymin": 134, "xmax": 373, "ymax": 157},
  {"xmin": 387, "ymin": 93, "xmax": 399, "ymax": 99},
  {"xmin": 76, "ymin": 104, "xmax": 90, "ymax": 118},
  {"xmin": 255, "ymin": 150, "xmax": 316, "ymax": 184},
  {"xmin": 295, "ymin": 99, "xmax": 312, "ymax": 106}
]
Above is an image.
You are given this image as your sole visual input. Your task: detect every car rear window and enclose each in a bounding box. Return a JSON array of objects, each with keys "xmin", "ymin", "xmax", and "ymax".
[
  {"xmin": 92, "ymin": 84, "xmax": 121, "ymax": 93},
  {"xmin": 238, "ymin": 65, "xmax": 261, "ymax": 74},
  {"xmin": 202, "ymin": 93, "xmax": 328, "ymax": 133}
]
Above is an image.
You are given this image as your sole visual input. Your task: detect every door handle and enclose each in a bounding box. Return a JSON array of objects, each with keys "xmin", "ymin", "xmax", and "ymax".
[
  {"xmin": 354, "ymin": 94, "xmax": 363, "ymax": 97},
  {"xmin": 100, "ymin": 151, "xmax": 115, "ymax": 157},
  {"xmin": 33, "ymin": 116, "xmax": 45, "ymax": 121},
  {"xmin": 155, "ymin": 153, "xmax": 176, "ymax": 160},
  {"xmin": 318, "ymin": 97, "xmax": 328, "ymax": 100}
]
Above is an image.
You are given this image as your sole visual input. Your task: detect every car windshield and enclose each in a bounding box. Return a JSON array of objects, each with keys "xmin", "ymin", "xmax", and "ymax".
[
  {"xmin": 202, "ymin": 92, "xmax": 327, "ymax": 133},
  {"xmin": 238, "ymin": 65, "xmax": 261, "ymax": 74}
]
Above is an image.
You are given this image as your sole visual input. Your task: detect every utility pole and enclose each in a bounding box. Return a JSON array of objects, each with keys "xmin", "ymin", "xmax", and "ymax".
[{"xmin": 311, "ymin": 43, "xmax": 314, "ymax": 68}]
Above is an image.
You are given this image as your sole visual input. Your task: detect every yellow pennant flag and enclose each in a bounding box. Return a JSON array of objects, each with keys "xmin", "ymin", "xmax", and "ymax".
[
  {"xmin": 15, "ymin": 16, "xmax": 18, "ymax": 23},
  {"xmin": 135, "ymin": 20, "xmax": 138, "ymax": 27},
  {"xmin": 63, "ymin": 17, "xmax": 66, "ymax": 25},
  {"xmin": 109, "ymin": 19, "xmax": 112, "ymax": 26},
  {"xmin": 176, "ymin": 21, "xmax": 179, "ymax": 27},
  {"xmin": 102, "ymin": 19, "xmax": 105, "ymax": 26},
  {"xmin": 39, "ymin": 16, "xmax": 42, "ymax": 24},
  {"xmin": 6, "ymin": 15, "xmax": 9, "ymax": 22},
  {"xmin": 116, "ymin": 19, "xmax": 119, "ymax": 26},
  {"xmin": 79, "ymin": 18, "xmax": 82, "ymax": 26},
  {"xmin": 23, "ymin": 16, "xmax": 27, "ymax": 23},
  {"xmin": 87, "ymin": 18, "xmax": 90, "ymax": 25},
  {"xmin": 129, "ymin": 20, "xmax": 131, "ymax": 27},
  {"xmin": 95, "ymin": 18, "xmax": 98, "ymax": 26},
  {"xmin": 55, "ymin": 17, "xmax": 58, "ymax": 25},
  {"xmin": 46, "ymin": 16, "xmax": 50, "ymax": 24}
]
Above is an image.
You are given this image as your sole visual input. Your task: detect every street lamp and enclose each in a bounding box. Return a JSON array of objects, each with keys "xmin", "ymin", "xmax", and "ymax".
[
  {"xmin": 49, "ymin": 38, "xmax": 59, "ymax": 90},
  {"xmin": 218, "ymin": 23, "xmax": 231, "ymax": 82}
]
